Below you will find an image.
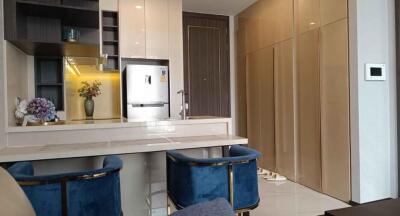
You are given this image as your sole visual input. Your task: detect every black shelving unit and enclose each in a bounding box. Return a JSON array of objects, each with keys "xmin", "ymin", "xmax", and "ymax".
[
  {"xmin": 102, "ymin": 11, "xmax": 119, "ymax": 71},
  {"xmin": 4, "ymin": 0, "xmax": 100, "ymax": 57},
  {"xmin": 35, "ymin": 57, "xmax": 64, "ymax": 111}
]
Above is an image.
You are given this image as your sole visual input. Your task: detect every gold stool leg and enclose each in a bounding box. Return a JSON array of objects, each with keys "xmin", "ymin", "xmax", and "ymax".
[{"xmin": 167, "ymin": 197, "xmax": 171, "ymax": 216}]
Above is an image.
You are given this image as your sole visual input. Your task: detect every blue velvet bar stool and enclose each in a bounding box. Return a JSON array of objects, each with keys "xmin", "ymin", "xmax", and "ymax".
[
  {"xmin": 7, "ymin": 155, "xmax": 123, "ymax": 216},
  {"xmin": 167, "ymin": 145, "xmax": 261, "ymax": 215}
]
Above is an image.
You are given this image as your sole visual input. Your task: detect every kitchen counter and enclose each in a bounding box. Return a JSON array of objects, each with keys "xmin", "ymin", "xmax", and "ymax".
[
  {"xmin": 0, "ymin": 135, "xmax": 247, "ymax": 163},
  {"xmin": 0, "ymin": 117, "xmax": 243, "ymax": 162}
]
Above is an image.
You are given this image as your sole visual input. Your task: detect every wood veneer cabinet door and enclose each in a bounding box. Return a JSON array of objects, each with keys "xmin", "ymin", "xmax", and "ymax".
[
  {"xmin": 236, "ymin": 16, "xmax": 247, "ymax": 56},
  {"xmin": 273, "ymin": 0, "xmax": 294, "ymax": 43},
  {"xmin": 320, "ymin": 0, "xmax": 348, "ymax": 26},
  {"xmin": 247, "ymin": 51, "xmax": 261, "ymax": 164},
  {"xmin": 247, "ymin": 46, "xmax": 275, "ymax": 170},
  {"xmin": 119, "ymin": 0, "xmax": 146, "ymax": 58},
  {"xmin": 259, "ymin": 46, "xmax": 276, "ymax": 170},
  {"xmin": 145, "ymin": 0, "xmax": 169, "ymax": 59},
  {"xmin": 237, "ymin": 54, "xmax": 248, "ymax": 137},
  {"xmin": 320, "ymin": 19, "xmax": 350, "ymax": 201},
  {"xmin": 244, "ymin": 4, "xmax": 263, "ymax": 54},
  {"xmin": 297, "ymin": 29, "xmax": 322, "ymax": 191},
  {"xmin": 296, "ymin": 0, "xmax": 321, "ymax": 34},
  {"xmin": 274, "ymin": 39, "xmax": 295, "ymax": 180}
]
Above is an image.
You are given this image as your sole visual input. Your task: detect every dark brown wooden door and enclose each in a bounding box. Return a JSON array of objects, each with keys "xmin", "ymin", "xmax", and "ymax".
[{"xmin": 183, "ymin": 12, "xmax": 230, "ymax": 117}]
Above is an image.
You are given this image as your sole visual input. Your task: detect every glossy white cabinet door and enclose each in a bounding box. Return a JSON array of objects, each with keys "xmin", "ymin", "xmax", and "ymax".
[
  {"xmin": 145, "ymin": 0, "xmax": 169, "ymax": 59},
  {"xmin": 119, "ymin": 0, "xmax": 146, "ymax": 58}
]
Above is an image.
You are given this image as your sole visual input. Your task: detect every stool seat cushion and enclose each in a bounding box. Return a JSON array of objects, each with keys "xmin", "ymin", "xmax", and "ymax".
[{"xmin": 171, "ymin": 198, "xmax": 235, "ymax": 216}]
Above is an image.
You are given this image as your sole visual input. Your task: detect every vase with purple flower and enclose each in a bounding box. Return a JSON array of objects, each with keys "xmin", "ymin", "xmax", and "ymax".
[
  {"xmin": 78, "ymin": 80, "xmax": 102, "ymax": 120},
  {"xmin": 26, "ymin": 98, "xmax": 57, "ymax": 125}
]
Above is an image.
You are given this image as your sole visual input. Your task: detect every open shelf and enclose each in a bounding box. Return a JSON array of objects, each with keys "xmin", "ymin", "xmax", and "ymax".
[
  {"xmin": 35, "ymin": 57, "xmax": 64, "ymax": 111},
  {"xmin": 16, "ymin": 0, "xmax": 99, "ymax": 28},
  {"xmin": 4, "ymin": 0, "xmax": 100, "ymax": 57},
  {"xmin": 102, "ymin": 10, "xmax": 119, "ymax": 71},
  {"xmin": 103, "ymin": 25, "xmax": 118, "ymax": 31}
]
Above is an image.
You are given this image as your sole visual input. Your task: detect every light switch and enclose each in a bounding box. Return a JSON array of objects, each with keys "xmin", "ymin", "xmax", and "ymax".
[{"xmin": 365, "ymin": 63, "xmax": 386, "ymax": 81}]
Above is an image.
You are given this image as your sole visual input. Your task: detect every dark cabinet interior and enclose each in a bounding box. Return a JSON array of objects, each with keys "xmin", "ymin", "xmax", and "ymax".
[
  {"xmin": 102, "ymin": 11, "xmax": 119, "ymax": 70},
  {"xmin": 4, "ymin": 0, "xmax": 100, "ymax": 57},
  {"xmin": 35, "ymin": 57, "xmax": 64, "ymax": 110}
]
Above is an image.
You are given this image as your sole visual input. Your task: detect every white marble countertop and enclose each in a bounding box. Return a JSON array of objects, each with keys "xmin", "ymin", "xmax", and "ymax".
[
  {"xmin": 0, "ymin": 135, "xmax": 247, "ymax": 163},
  {"xmin": 6, "ymin": 117, "xmax": 231, "ymax": 133}
]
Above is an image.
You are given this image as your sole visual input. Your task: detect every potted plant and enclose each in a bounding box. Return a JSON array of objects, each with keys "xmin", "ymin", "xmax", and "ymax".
[{"xmin": 78, "ymin": 80, "xmax": 102, "ymax": 119}]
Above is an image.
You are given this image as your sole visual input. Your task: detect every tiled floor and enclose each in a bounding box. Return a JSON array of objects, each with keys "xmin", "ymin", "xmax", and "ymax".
[{"xmin": 253, "ymin": 177, "xmax": 350, "ymax": 216}]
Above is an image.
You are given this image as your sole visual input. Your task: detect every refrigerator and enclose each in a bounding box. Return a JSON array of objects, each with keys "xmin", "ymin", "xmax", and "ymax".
[{"xmin": 126, "ymin": 64, "xmax": 170, "ymax": 121}]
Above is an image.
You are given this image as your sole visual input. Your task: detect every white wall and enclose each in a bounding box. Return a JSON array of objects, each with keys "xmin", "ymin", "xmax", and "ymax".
[
  {"xmin": 349, "ymin": 0, "xmax": 398, "ymax": 203},
  {"xmin": 5, "ymin": 42, "xmax": 30, "ymax": 126},
  {"xmin": 168, "ymin": 0, "xmax": 185, "ymax": 119}
]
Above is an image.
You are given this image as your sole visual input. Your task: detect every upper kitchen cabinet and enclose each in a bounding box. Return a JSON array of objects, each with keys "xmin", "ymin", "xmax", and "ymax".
[
  {"xmin": 119, "ymin": 0, "xmax": 170, "ymax": 59},
  {"xmin": 145, "ymin": 0, "xmax": 169, "ymax": 59},
  {"xmin": 296, "ymin": 0, "xmax": 321, "ymax": 34},
  {"xmin": 320, "ymin": 0, "xmax": 348, "ymax": 26},
  {"xmin": 119, "ymin": 0, "xmax": 146, "ymax": 58},
  {"xmin": 4, "ymin": 0, "xmax": 100, "ymax": 57}
]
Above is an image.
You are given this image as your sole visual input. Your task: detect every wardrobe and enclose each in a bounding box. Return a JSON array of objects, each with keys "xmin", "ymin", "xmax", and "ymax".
[{"xmin": 235, "ymin": 0, "xmax": 350, "ymax": 201}]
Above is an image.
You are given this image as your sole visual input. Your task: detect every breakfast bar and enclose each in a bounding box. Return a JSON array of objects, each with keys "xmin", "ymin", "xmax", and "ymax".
[{"xmin": 0, "ymin": 117, "xmax": 247, "ymax": 215}]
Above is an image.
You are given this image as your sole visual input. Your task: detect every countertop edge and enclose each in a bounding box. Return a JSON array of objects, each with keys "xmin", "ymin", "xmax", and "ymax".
[
  {"xmin": 6, "ymin": 118, "xmax": 232, "ymax": 133},
  {"xmin": 0, "ymin": 135, "xmax": 248, "ymax": 163}
]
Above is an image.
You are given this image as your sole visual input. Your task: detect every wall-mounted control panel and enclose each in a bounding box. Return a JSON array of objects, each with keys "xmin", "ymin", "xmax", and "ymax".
[{"xmin": 365, "ymin": 63, "xmax": 386, "ymax": 81}]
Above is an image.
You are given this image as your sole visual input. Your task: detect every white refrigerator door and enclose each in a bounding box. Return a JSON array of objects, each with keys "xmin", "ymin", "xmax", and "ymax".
[{"xmin": 126, "ymin": 64, "xmax": 169, "ymax": 104}]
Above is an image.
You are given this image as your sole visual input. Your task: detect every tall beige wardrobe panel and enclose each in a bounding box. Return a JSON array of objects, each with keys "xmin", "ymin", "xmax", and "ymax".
[
  {"xmin": 320, "ymin": 0, "xmax": 348, "ymax": 26},
  {"xmin": 247, "ymin": 46, "xmax": 275, "ymax": 170},
  {"xmin": 247, "ymin": 51, "xmax": 262, "ymax": 166},
  {"xmin": 145, "ymin": 0, "xmax": 169, "ymax": 59},
  {"xmin": 237, "ymin": 54, "xmax": 248, "ymax": 137},
  {"xmin": 119, "ymin": 0, "xmax": 146, "ymax": 58},
  {"xmin": 320, "ymin": 19, "xmax": 350, "ymax": 202},
  {"xmin": 296, "ymin": 0, "xmax": 321, "ymax": 34},
  {"xmin": 297, "ymin": 29, "xmax": 322, "ymax": 191},
  {"xmin": 274, "ymin": 39, "xmax": 295, "ymax": 180},
  {"xmin": 259, "ymin": 47, "xmax": 276, "ymax": 170}
]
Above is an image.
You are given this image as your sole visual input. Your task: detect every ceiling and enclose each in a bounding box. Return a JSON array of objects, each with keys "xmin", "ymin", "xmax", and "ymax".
[{"xmin": 182, "ymin": 0, "xmax": 257, "ymax": 16}]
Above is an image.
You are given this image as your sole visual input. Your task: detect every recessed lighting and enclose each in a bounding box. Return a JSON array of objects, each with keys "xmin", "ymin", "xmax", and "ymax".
[
  {"xmin": 310, "ymin": 22, "xmax": 316, "ymax": 25},
  {"xmin": 136, "ymin": 5, "xmax": 143, "ymax": 9}
]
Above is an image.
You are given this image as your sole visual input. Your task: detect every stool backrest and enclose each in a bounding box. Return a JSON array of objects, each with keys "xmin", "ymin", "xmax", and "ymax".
[{"xmin": 7, "ymin": 156, "xmax": 123, "ymax": 216}]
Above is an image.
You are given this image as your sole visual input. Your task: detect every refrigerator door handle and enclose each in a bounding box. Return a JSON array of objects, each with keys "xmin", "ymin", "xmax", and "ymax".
[
  {"xmin": 145, "ymin": 75, "xmax": 152, "ymax": 85},
  {"xmin": 130, "ymin": 103, "xmax": 168, "ymax": 108}
]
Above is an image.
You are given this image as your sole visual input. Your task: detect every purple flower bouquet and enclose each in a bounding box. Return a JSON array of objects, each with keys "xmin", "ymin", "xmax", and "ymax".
[{"xmin": 26, "ymin": 98, "xmax": 56, "ymax": 122}]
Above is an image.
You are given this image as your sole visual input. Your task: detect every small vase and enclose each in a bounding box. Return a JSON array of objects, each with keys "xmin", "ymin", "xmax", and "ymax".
[{"xmin": 84, "ymin": 97, "xmax": 95, "ymax": 119}]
